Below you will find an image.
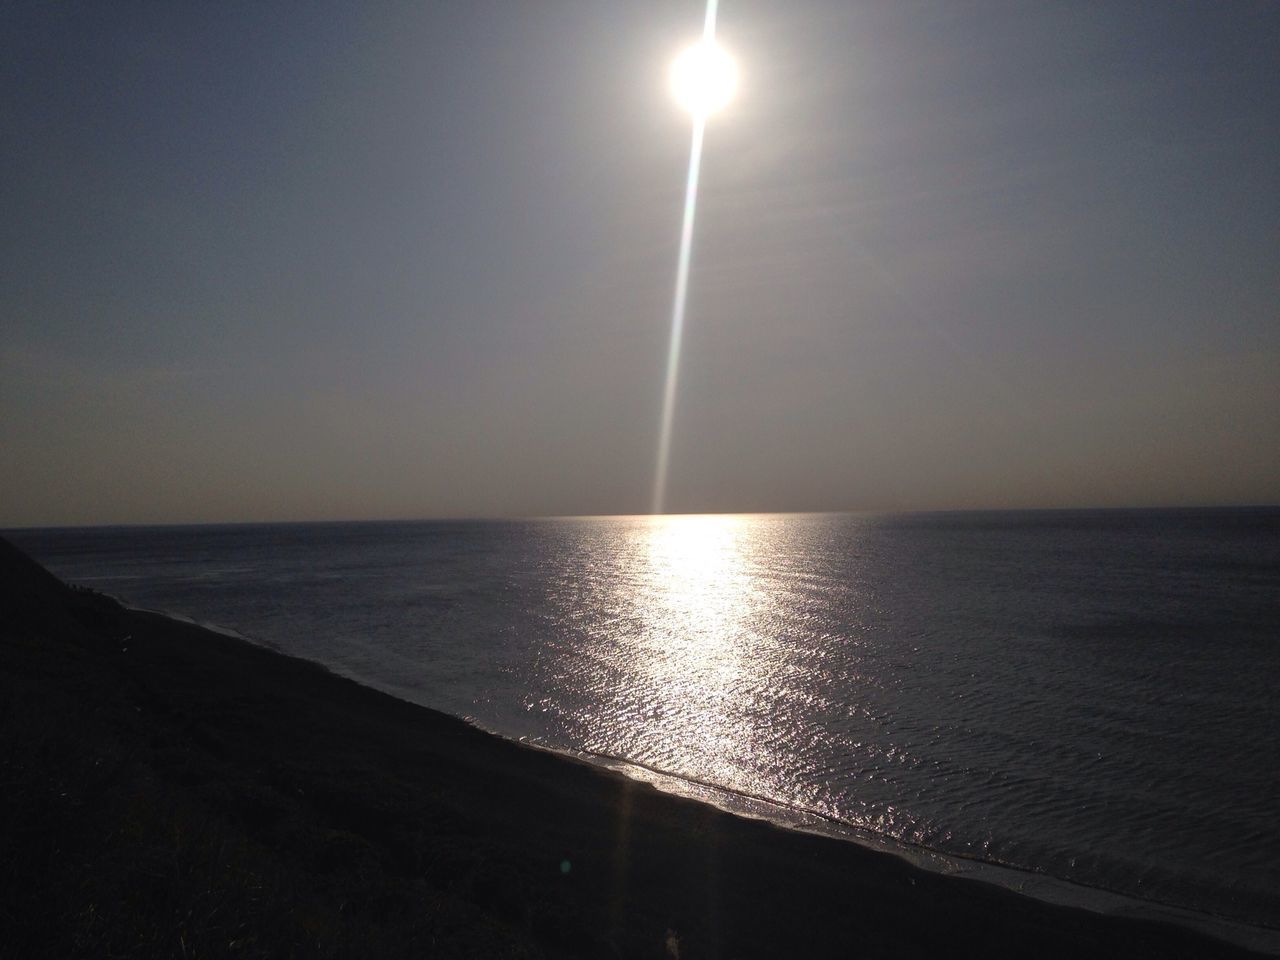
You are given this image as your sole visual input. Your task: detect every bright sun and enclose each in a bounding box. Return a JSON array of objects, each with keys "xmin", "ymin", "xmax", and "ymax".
[{"xmin": 669, "ymin": 41, "xmax": 739, "ymax": 118}]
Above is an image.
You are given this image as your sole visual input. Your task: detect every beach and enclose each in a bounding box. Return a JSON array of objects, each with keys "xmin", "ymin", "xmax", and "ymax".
[{"xmin": 0, "ymin": 533, "xmax": 1267, "ymax": 959}]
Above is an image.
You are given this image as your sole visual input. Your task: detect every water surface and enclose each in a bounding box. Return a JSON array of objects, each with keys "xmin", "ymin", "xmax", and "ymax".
[{"xmin": 10, "ymin": 509, "xmax": 1279, "ymax": 930}]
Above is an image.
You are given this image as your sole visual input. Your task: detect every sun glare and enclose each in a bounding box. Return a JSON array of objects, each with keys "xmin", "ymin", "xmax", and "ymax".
[
  {"xmin": 654, "ymin": 1, "xmax": 731, "ymax": 515},
  {"xmin": 669, "ymin": 41, "xmax": 739, "ymax": 118}
]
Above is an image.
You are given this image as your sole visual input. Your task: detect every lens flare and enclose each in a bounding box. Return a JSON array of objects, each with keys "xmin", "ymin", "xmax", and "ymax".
[
  {"xmin": 651, "ymin": 117, "xmax": 705, "ymax": 516},
  {"xmin": 652, "ymin": 0, "xmax": 727, "ymax": 515}
]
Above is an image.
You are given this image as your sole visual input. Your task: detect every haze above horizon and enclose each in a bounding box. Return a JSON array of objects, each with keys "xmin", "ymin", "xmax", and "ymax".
[{"xmin": 3, "ymin": 2, "xmax": 1278, "ymax": 526}]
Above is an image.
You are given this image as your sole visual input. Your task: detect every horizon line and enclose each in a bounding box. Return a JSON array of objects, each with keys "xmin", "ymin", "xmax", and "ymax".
[{"xmin": 4, "ymin": 501, "xmax": 1278, "ymax": 532}]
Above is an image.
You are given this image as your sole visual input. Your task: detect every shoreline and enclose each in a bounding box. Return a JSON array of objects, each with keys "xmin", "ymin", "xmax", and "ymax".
[
  {"xmin": 547, "ymin": 743, "xmax": 1280, "ymax": 954},
  {"xmin": 1, "ymin": 535, "xmax": 1272, "ymax": 958},
  {"xmin": 134, "ymin": 608, "xmax": 1279, "ymax": 949},
  {"xmin": 227, "ymin": 628, "xmax": 1279, "ymax": 951}
]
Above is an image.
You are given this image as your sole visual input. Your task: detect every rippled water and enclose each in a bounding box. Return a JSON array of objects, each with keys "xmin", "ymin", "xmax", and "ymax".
[{"xmin": 10, "ymin": 509, "xmax": 1280, "ymax": 930}]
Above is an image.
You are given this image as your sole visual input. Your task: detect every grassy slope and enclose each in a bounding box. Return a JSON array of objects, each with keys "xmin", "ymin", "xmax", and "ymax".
[{"xmin": 0, "ymin": 536, "xmax": 1263, "ymax": 959}]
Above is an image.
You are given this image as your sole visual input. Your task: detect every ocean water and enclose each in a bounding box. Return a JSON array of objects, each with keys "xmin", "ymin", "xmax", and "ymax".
[{"xmin": 8, "ymin": 509, "xmax": 1280, "ymax": 933}]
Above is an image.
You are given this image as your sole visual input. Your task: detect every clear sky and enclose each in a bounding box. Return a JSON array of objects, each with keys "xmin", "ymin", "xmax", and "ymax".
[{"xmin": 3, "ymin": 1, "xmax": 1278, "ymax": 525}]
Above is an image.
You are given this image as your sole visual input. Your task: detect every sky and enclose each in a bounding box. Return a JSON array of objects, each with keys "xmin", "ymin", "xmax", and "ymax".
[{"xmin": 2, "ymin": 1, "xmax": 1278, "ymax": 525}]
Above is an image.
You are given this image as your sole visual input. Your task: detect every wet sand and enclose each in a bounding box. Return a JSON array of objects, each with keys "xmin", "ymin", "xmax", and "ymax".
[{"xmin": 0, "ymin": 535, "xmax": 1266, "ymax": 958}]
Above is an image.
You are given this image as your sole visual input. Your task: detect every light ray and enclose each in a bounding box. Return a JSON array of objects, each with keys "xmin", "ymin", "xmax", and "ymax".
[{"xmin": 652, "ymin": 0, "xmax": 720, "ymax": 516}]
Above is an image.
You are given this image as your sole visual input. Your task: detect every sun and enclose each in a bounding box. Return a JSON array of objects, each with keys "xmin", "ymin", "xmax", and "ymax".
[{"xmin": 669, "ymin": 41, "xmax": 739, "ymax": 118}]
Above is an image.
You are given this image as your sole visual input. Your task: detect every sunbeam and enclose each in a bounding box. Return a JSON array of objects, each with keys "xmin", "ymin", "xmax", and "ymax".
[
  {"xmin": 651, "ymin": 0, "xmax": 730, "ymax": 516},
  {"xmin": 651, "ymin": 113, "xmax": 706, "ymax": 516}
]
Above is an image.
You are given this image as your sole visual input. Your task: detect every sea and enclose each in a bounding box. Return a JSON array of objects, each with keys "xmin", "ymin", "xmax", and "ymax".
[{"xmin": 7, "ymin": 509, "xmax": 1279, "ymax": 942}]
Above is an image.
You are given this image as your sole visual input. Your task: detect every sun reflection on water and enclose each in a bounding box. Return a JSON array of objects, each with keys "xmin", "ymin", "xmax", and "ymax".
[
  {"xmin": 642, "ymin": 514, "xmax": 753, "ymax": 644},
  {"xmin": 621, "ymin": 515, "xmax": 776, "ymax": 794},
  {"xmin": 532, "ymin": 513, "xmax": 842, "ymax": 816}
]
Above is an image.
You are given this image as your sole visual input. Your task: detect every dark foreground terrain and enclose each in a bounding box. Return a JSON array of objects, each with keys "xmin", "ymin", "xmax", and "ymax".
[{"xmin": 0, "ymin": 535, "xmax": 1266, "ymax": 958}]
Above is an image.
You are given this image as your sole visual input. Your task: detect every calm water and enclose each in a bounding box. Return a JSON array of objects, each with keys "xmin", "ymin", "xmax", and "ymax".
[{"xmin": 9, "ymin": 510, "xmax": 1280, "ymax": 931}]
